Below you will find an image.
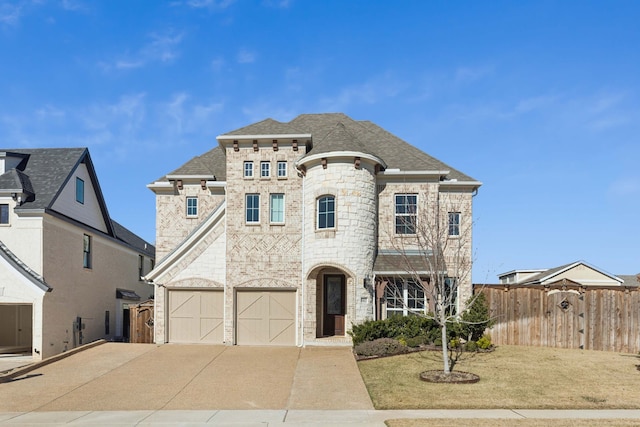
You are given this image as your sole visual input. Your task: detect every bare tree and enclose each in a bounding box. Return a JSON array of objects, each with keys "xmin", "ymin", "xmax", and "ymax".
[{"xmin": 378, "ymin": 192, "xmax": 479, "ymax": 375}]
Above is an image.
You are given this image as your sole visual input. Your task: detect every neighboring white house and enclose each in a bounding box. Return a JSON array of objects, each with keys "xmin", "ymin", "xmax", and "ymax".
[
  {"xmin": 497, "ymin": 261, "xmax": 638, "ymax": 288},
  {"xmin": 146, "ymin": 113, "xmax": 481, "ymax": 346},
  {"xmin": 0, "ymin": 148, "xmax": 155, "ymax": 360}
]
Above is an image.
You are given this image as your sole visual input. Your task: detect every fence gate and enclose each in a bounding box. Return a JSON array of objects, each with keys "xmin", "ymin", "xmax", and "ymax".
[{"xmin": 129, "ymin": 300, "xmax": 154, "ymax": 344}]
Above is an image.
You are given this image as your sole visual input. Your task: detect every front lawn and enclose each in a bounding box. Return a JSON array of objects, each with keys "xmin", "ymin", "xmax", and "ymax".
[{"xmin": 358, "ymin": 345, "xmax": 640, "ymax": 409}]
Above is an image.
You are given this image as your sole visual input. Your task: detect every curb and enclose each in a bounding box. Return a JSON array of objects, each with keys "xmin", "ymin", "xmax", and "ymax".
[{"xmin": 0, "ymin": 339, "xmax": 106, "ymax": 383}]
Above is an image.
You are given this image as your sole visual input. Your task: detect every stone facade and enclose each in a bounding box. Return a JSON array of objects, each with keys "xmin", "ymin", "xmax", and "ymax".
[{"xmin": 146, "ymin": 113, "xmax": 480, "ymax": 347}]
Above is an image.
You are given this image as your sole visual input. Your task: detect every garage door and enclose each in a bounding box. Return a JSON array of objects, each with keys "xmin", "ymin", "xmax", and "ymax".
[
  {"xmin": 236, "ymin": 290, "xmax": 296, "ymax": 346},
  {"xmin": 0, "ymin": 304, "xmax": 32, "ymax": 353},
  {"xmin": 168, "ymin": 290, "xmax": 223, "ymax": 344}
]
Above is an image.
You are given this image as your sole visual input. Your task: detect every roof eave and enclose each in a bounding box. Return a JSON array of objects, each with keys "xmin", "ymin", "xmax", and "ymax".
[
  {"xmin": 296, "ymin": 151, "xmax": 387, "ymax": 169},
  {"xmin": 217, "ymin": 133, "xmax": 312, "ymax": 141}
]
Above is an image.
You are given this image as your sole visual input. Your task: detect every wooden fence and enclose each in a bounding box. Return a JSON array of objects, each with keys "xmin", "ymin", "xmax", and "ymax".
[
  {"xmin": 479, "ymin": 284, "xmax": 640, "ymax": 353},
  {"xmin": 129, "ymin": 300, "xmax": 154, "ymax": 344}
]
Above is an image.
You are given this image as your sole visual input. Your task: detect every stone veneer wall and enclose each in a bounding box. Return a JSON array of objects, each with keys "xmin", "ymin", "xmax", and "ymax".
[
  {"xmin": 155, "ymin": 185, "xmax": 225, "ymax": 260},
  {"xmin": 377, "ymin": 181, "xmax": 474, "ymax": 311},
  {"xmin": 302, "ymin": 159, "xmax": 377, "ymax": 340},
  {"xmin": 223, "ymin": 141, "xmax": 304, "ymax": 344}
]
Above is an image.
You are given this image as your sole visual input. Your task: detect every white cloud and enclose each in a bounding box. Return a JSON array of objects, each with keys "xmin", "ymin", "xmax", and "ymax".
[
  {"xmin": 318, "ymin": 73, "xmax": 407, "ymax": 111},
  {"xmin": 262, "ymin": 0, "xmax": 292, "ymax": 8},
  {"xmin": 0, "ymin": 1, "xmax": 24, "ymax": 25},
  {"xmin": 236, "ymin": 49, "xmax": 256, "ymax": 64},
  {"xmin": 454, "ymin": 65, "xmax": 494, "ymax": 83},
  {"xmin": 211, "ymin": 57, "xmax": 225, "ymax": 71},
  {"xmin": 178, "ymin": 0, "xmax": 235, "ymax": 9},
  {"xmin": 101, "ymin": 29, "xmax": 185, "ymax": 71}
]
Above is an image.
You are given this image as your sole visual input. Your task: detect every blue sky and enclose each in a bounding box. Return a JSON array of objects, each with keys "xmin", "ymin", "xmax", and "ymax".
[{"xmin": 1, "ymin": 0, "xmax": 639, "ymax": 281}]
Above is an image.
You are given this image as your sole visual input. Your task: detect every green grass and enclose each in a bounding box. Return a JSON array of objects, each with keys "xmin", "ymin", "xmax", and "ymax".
[{"xmin": 358, "ymin": 345, "xmax": 640, "ymax": 409}]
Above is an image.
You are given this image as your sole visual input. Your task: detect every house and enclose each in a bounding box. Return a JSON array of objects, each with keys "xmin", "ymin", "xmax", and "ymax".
[
  {"xmin": 482, "ymin": 261, "xmax": 640, "ymax": 352},
  {"xmin": 145, "ymin": 113, "xmax": 481, "ymax": 346},
  {"xmin": 0, "ymin": 148, "xmax": 155, "ymax": 360},
  {"xmin": 497, "ymin": 261, "xmax": 638, "ymax": 288}
]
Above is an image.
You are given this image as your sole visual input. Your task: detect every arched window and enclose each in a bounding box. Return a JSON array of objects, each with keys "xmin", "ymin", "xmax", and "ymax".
[{"xmin": 317, "ymin": 195, "xmax": 335, "ymax": 229}]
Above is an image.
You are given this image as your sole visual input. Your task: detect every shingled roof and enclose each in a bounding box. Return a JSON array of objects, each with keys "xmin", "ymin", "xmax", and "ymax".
[
  {"xmin": 168, "ymin": 113, "xmax": 477, "ymax": 182},
  {"xmin": 0, "ymin": 148, "xmax": 155, "ymax": 258}
]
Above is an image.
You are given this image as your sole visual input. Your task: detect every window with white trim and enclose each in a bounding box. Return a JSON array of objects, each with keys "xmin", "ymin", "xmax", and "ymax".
[
  {"xmin": 277, "ymin": 161, "xmax": 287, "ymax": 178},
  {"xmin": 186, "ymin": 197, "xmax": 198, "ymax": 217},
  {"xmin": 270, "ymin": 194, "xmax": 285, "ymax": 224},
  {"xmin": 244, "ymin": 161, "xmax": 254, "ymax": 178},
  {"xmin": 260, "ymin": 161, "xmax": 270, "ymax": 178},
  {"xmin": 448, "ymin": 212, "xmax": 461, "ymax": 236},
  {"xmin": 246, "ymin": 194, "xmax": 260, "ymax": 223},
  {"xmin": 384, "ymin": 279, "xmax": 426, "ymax": 317},
  {"xmin": 395, "ymin": 194, "xmax": 417, "ymax": 234},
  {"xmin": 317, "ymin": 195, "xmax": 335, "ymax": 229}
]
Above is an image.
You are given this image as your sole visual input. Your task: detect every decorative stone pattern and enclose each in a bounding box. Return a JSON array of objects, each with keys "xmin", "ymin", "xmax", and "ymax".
[
  {"xmin": 155, "ymin": 186, "xmax": 225, "ymax": 260},
  {"xmin": 224, "ymin": 141, "xmax": 305, "ymax": 343}
]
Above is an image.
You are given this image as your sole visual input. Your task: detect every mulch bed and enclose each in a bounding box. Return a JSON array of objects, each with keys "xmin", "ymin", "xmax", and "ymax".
[{"xmin": 419, "ymin": 369, "xmax": 480, "ymax": 384}]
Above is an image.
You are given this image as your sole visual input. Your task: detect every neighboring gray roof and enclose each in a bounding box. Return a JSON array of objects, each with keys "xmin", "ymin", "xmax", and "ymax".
[
  {"xmin": 618, "ymin": 275, "xmax": 640, "ymax": 287},
  {"xmin": 3, "ymin": 148, "xmax": 88, "ymax": 211},
  {"xmin": 0, "ymin": 147, "xmax": 153, "ymax": 259},
  {"xmin": 0, "ymin": 240, "xmax": 51, "ymax": 292},
  {"xmin": 112, "ymin": 220, "xmax": 155, "ymax": 258},
  {"xmin": 0, "ymin": 169, "xmax": 35, "ymax": 201}
]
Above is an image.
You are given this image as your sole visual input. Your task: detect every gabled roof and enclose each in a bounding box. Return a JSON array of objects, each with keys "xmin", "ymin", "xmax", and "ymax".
[
  {"xmin": 0, "ymin": 240, "xmax": 51, "ymax": 292},
  {"xmin": 112, "ymin": 220, "xmax": 155, "ymax": 258},
  {"xmin": 0, "ymin": 147, "xmax": 154, "ymax": 258},
  {"xmin": 520, "ymin": 261, "xmax": 623, "ymax": 286}
]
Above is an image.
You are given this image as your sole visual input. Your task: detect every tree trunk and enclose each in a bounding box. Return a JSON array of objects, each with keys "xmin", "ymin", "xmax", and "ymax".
[{"xmin": 441, "ymin": 319, "xmax": 450, "ymax": 374}]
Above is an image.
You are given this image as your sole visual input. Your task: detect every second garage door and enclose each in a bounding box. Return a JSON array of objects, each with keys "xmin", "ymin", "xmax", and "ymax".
[
  {"xmin": 168, "ymin": 290, "xmax": 223, "ymax": 344},
  {"xmin": 236, "ymin": 290, "xmax": 296, "ymax": 346}
]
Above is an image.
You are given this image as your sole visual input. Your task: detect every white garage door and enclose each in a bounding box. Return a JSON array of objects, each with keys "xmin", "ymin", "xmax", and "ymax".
[
  {"xmin": 168, "ymin": 290, "xmax": 223, "ymax": 344},
  {"xmin": 236, "ymin": 290, "xmax": 296, "ymax": 346}
]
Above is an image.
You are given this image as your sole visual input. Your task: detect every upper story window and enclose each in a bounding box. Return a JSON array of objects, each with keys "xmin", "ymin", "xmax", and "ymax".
[
  {"xmin": 186, "ymin": 197, "xmax": 198, "ymax": 217},
  {"xmin": 83, "ymin": 234, "xmax": 92, "ymax": 269},
  {"xmin": 76, "ymin": 177, "xmax": 85, "ymax": 204},
  {"xmin": 448, "ymin": 212, "xmax": 461, "ymax": 237},
  {"xmin": 246, "ymin": 193, "xmax": 260, "ymax": 224},
  {"xmin": 270, "ymin": 194, "xmax": 285, "ymax": 224},
  {"xmin": 138, "ymin": 255, "xmax": 144, "ymax": 280},
  {"xmin": 0, "ymin": 204, "xmax": 9, "ymax": 225},
  {"xmin": 260, "ymin": 161, "xmax": 270, "ymax": 178},
  {"xmin": 277, "ymin": 161, "xmax": 287, "ymax": 178},
  {"xmin": 244, "ymin": 161, "xmax": 254, "ymax": 178},
  {"xmin": 395, "ymin": 194, "xmax": 417, "ymax": 234},
  {"xmin": 317, "ymin": 195, "xmax": 335, "ymax": 229}
]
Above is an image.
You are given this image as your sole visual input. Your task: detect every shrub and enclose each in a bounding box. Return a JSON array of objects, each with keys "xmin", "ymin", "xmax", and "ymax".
[
  {"xmin": 354, "ymin": 338, "xmax": 409, "ymax": 357},
  {"xmin": 405, "ymin": 335, "xmax": 428, "ymax": 348},
  {"xmin": 477, "ymin": 334, "xmax": 492, "ymax": 350},
  {"xmin": 457, "ymin": 292, "xmax": 495, "ymax": 342},
  {"xmin": 465, "ymin": 340, "xmax": 478, "ymax": 352},
  {"xmin": 349, "ymin": 315, "xmax": 438, "ymax": 346}
]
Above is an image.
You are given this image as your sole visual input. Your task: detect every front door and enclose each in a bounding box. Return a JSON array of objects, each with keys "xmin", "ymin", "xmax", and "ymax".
[{"xmin": 323, "ymin": 275, "xmax": 345, "ymax": 336}]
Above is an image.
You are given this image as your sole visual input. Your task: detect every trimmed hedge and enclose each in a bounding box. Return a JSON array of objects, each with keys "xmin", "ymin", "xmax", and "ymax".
[{"xmin": 349, "ymin": 315, "xmax": 439, "ymax": 346}]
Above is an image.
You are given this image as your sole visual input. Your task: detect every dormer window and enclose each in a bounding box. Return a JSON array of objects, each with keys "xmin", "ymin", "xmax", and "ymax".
[{"xmin": 76, "ymin": 177, "xmax": 85, "ymax": 204}]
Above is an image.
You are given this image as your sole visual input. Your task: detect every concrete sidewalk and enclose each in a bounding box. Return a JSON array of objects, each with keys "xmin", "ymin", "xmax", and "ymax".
[{"xmin": 3, "ymin": 409, "xmax": 640, "ymax": 425}]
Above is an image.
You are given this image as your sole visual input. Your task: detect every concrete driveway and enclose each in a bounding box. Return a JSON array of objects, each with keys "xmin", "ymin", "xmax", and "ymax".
[{"xmin": 0, "ymin": 343, "xmax": 373, "ymax": 412}]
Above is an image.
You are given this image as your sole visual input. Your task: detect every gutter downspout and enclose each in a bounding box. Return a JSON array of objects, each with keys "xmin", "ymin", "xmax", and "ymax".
[{"xmin": 299, "ymin": 165, "xmax": 305, "ymax": 347}]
